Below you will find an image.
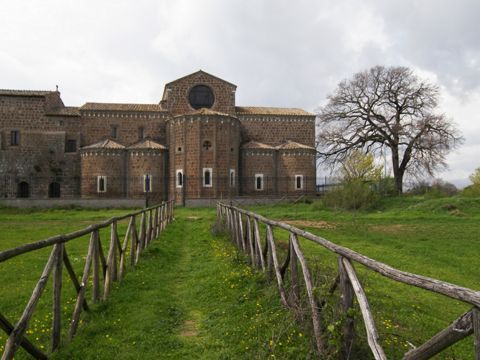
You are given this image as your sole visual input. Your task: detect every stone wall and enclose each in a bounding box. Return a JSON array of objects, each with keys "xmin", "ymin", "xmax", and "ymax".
[
  {"xmin": 161, "ymin": 71, "xmax": 237, "ymax": 116},
  {"xmin": 80, "ymin": 150, "xmax": 126, "ymax": 198},
  {"xmin": 277, "ymin": 149, "xmax": 316, "ymax": 194},
  {"xmin": 238, "ymin": 115, "xmax": 315, "ymax": 147},
  {"xmin": 127, "ymin": 150, "xmax": 166, "ymax": 200}
]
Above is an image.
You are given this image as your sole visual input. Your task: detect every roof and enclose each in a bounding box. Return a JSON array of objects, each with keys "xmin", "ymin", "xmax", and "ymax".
[
  {"xmin": 81, "ymin": 102, "xmax": 166, "ymax": 112},
  {"xmin": 46, "ymin": 106, "xmax": 80, "ymax": 117},
  {"xmin": 81, "ymin": 139, "xmax": 125, "ymax": 150},
  {"xmin": 235, "ymin": 106, "xmax": 314, "ymax": 116},
  {"xmin": 241, "ymin": 141, "xmax": 275, "ymax": 150},
  {"xmin": 275, "ymin": 140, "xmax": 315, "ymax": 150},
  {"xmin": 0, "ymin": 89, "xmax": 56, "ymax": 97},
  {"xmin": 165, "ymin": 70, "xmax": 237, "ymax": 88},
  {"xmin": 127, "ymin": 138, "xmax": 167, "ymax": 150},
  {"xmin": 176, "ymin": 108, "xmax": 234, "ymax": 117}
]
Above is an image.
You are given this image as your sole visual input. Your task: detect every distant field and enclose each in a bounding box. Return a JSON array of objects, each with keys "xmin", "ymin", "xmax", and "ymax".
[{"xmin": 0, "ymin": 196, "xmax": 479, "ymax": 359}]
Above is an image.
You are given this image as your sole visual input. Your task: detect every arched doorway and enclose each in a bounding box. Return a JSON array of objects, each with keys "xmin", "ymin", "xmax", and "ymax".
[
  {"xmin": 17, "ymin": 182, "xmax": 30, "ymax": 198},
  {"xmin": 49, "ymin": 182, "xmax": 61, "ymax": 198}
]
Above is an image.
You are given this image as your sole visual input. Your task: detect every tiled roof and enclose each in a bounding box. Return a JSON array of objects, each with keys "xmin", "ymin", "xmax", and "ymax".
[
  {"xmin": 235, "ymin": 106, "xmax": 314, "ymax": 116},
  {"xmin": 127, "ymin": 139, "xmax": 167, "ymax": 150},
  {"xmin": 81, "ymin": 102, "xmax": 166, "ymax": 112},
  {"xmin": 0, "ymin": 89, "xmax": 55, "ymax": 97},
  {"xmin": 276, "ymin": 140, "xmax": 316, "ymax": 150},
  {"xmin": 46, "ymin": 107, "xmax": 80, "ymax": 116},
  {"xmin": 177, "ymin": 108, "xmax": 233, "ymax": 117},
  {"xmin": 81, "ymin": 139, "xmax": 125, "ymax": 150},
  {"xmin": 241, "ymin": 141, "xmax": 275, "ymax": 150}
]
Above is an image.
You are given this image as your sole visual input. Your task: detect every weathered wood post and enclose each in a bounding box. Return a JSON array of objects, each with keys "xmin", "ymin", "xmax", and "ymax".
[
  {"xmin": 338, "ymin": 256, "xmax": 355, "ymax": 359},
  {"xmin": 92, "ymin": 230, "xmax": 100, "ymax": 303},
  {"xmin": 51, "ymin": 243, "xmax": 63, "ymax": 352}
]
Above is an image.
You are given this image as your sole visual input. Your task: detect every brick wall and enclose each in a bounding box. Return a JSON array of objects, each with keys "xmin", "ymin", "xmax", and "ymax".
[
  {"xmin": 161, "ymin": 71, "xmax": 236, "ymax": 116},
  {"xmin": 127, "ymin": 150, "xmax": 166, "ymax": 200},
  {"xmin": 238, "ymin": 115, "xmax": 315, "ymax": 147}
]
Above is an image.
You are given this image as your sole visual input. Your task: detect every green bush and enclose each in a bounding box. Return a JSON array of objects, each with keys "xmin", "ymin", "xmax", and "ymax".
[
  {"xmin": 461, "ymin": 185, "xmax": 480, "ymax": 197},
  {"xmin": 322, "ymin": 180, "xmax": 380, "ymax": 210}
]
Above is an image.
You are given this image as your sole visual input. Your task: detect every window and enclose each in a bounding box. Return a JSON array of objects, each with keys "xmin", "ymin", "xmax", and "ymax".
[
  {"xmin": 97, "ymin": 176, "xmax": 107, "ymax": 193},
  {"xmin": 138, "ymin": 126, "xmax": 145, "ymax": 140},
  {"xmin": 295, "ymin": 175, "xmax": 304, "ymax": 190},
  {"xmin": 111, "ymin": 125, "xmax": 118, "ymax": 139},
  {"xmin": 188, "ymin": 85, "xmax": 214, "ymax": 109},
  {"xmin": 17, "ymin": 181, "xmax": 29, "ymax": 198},
  {"xmin": 203, "ymin": 168, "xmax": 212, "ymax": 187},
  {"xmin": 230, "ymin": 169, "xmax": 235, "ymax": 187},
  {"xmin": 10, "ymin": 130, "xmax": 20, "ymax": 146},
  {"xmin": 65, "ymin": 139, "xmax": 77, "ymax": 153},
  {"xmin": 143, "ymin": 174, "xmax": 152, "ymax": 192},
  {"xmin": 48, "ymin": 182, "xmax": 61, "ymax": 198},
  {"xmin": 255, "ymin": 174, "xmax": 264, "ymax": 191},
  {"xmin": 202, "ymin": 140, "xmax": 212, "ymax": 150},
  {"xmin": 177, "ymin": 146, "xmax": 183, "ymax": 153},
  {"xmin": 176, "ymin": 170, "xmax": 183, "ymax": 188}
]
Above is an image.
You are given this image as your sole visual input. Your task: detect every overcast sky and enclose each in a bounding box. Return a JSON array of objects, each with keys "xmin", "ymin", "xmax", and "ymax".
[{"xmin": 1, "ymin": 0, "xmax": 478, "ymax": 186}]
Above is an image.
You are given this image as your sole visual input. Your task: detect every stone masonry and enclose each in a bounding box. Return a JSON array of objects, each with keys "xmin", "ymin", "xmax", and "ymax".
[{"xmin": 0, "ymin": 70, "xmax": 316, "ymax": 204}]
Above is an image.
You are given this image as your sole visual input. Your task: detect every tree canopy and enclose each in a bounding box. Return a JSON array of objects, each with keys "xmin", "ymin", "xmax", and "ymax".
[{"xmin": 317, "ymin": 65, "xmax": 463, "ymax": 193}]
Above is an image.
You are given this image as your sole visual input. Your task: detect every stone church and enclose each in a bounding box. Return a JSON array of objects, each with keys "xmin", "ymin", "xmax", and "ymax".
[{"xmin": 0, "ymin": 71, "xmax": 316, "ymax": 204}]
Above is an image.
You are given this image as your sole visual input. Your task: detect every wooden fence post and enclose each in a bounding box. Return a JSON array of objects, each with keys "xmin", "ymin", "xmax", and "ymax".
[
  {"xmin": 253, "ymin": 219, "xmax": 265, "ymax": 270},
  {"xmin": 290, "ymin": 233, "xmax": 325, "ymax": 355},
  {"xmin": 2, "ymin": 246, "xmax": 58, "ymax": 359},
  {"xmin": 237, "ymin": 212, "xmax": 246, "ymax": 253},
  {"xmin": 51, "ymin": 243, "xmax": 64, "ymax": 352},
  {"xmin": 265, "ymin": 225, "xmax": 289, "ymax": 307},
  {"xmin": 338, "ymin": 256, "xmax": 355, "ymax": 360},
  {"xmin": 289, "ymin": 234, "xmax": 300, "ymax": 305},
  {"xmin": 119, "ymin": 216, "xmax": 134, "ymax": 281},
  {"xmin": 342, "ymin": 258, "xmax": 386, "ymax": 360},
  {"xmin": 474, "ymin": 308, "xmax": 480, "ymax": 360},
  {"xmin": 92, "ymin": 230, "xmax": 100, "ymax": 303},
  {"xmin": 69, "ymin": 235, "xmax": 95, "ymax": 340},
  {"xmin": 104, "ymin": 222, "xmax": 118, "ymax": 300}
]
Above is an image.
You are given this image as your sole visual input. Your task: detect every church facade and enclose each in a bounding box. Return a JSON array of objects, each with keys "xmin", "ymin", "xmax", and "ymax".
[{"xmin": 0, "ymin": 71, "xmax": 316, "ymax": 204}]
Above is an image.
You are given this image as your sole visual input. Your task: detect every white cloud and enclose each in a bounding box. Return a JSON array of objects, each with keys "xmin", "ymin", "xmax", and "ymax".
[{"xmin": 0, "ymin": 0, "xmax": 479, "ymax": 184}]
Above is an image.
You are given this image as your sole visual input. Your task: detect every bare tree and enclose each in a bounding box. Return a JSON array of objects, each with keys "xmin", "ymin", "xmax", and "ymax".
[{"xmin": 317, "ymin": 66, "xmax": 463, "ymax": 193}]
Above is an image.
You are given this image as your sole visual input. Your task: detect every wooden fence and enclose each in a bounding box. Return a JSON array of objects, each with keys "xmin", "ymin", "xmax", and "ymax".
[
  {"xmin": 217, "ymin": 202, "xmax": 480, "ymax": 360},
  {"xmin": 0, "ymin": 200, "xmax": 174, "ymax": 360}
]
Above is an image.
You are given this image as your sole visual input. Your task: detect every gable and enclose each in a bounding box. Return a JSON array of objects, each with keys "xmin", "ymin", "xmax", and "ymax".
[{"xmin": 160, "ymin": 70, "xmax": 237, "ymax": 116}]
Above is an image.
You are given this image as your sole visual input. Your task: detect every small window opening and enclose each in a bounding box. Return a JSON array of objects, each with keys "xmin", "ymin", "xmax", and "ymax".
[
  {"xmin": 203, "ymin": 140, "xmax": 212, "ymax": 150},
  {"xmin": 10, "ymin": 130, "xmax": 20, "ymax": 146},
  {"xmin": 144, "ymin": 174, "xmax": 152, "ymax": 192},
  {"xmin": 65, "ymin": 139, "xmax": 77, "ymax": 153},
  {"xmin": 203, "ymin": 168, "xmax": 212, "ymax": 187},
  {"xmin": 97, "ymin": 176, "xmax": 107, "ymax": 193},
  {"xmin": 49, "ymin": 182, "xmax": 61, "ymax": 198},
  {"xmin": 17, "ymin": 181, "xmax": 29, "ymax": 198},
  {"xmin": 255, "ymin": 174, "xmax": 264, "ymax": 191}
]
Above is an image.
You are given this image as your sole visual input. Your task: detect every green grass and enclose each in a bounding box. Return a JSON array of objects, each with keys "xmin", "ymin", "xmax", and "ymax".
[
  {"xmin": 0, "ymin": 207, "xmax": 314, "ymax": 359},
  {"xmin": 0, "ymin": 196, "xmax": 479, "ymax": 359},
  {"xmin": 244, "ymin": 196, "xmax": 480, "ymax": 359}
]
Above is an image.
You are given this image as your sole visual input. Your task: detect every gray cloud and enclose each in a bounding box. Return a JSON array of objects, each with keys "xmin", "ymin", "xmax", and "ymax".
[{"xmin": 0, "ymin": 0, "xmax": 479, "ymax": 185}]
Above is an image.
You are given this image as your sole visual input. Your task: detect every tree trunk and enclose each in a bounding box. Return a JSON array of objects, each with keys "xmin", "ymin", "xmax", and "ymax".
[{"xmin": 391, "ymin": 148, "xmax": 404, "ymax": 194}]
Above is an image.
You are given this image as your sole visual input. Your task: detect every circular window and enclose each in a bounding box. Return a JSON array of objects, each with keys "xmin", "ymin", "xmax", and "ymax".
[{"xmin": 188, "ymin": 85, "xmax": 214, "ymax": 109}]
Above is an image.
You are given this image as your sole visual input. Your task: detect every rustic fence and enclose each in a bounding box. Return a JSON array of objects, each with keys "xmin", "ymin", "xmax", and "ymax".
[
  {"xmin": 217, "ymin": 202, "xmax": 480, "ymax": 359},
  {"xmin": 0, "ymin": 200, "xmax": 174, "ymax": 360}
]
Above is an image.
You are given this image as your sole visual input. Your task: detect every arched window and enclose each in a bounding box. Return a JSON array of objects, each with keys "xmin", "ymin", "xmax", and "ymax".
[
  {"xmin": 295, "ymin": 175, "xmax": 304, "ymax": 190},
  {"xmin": 176, "ymin": 170, "xmax": 183, "ymax": 188},
  {"xmin": 49, "ymin": 182, "xmax": 61, "ymax": 198},
  {"xmin": 97, "ymin": 176, "xmax": 107, "ymax": 193},
  {"xmin": 203, "ymin": 168, "xmax": 212, "ymax": 187},
  {"xmin": 143, "ymin": 174, "xmax": 152, "ymax": 193},
  {"xmin": 255, "ymin": 174, "xmax": 264, "ymax": 191},
  {"xmin": 17, "ymin": 182, "xmax": 30, "ymax": 198}
]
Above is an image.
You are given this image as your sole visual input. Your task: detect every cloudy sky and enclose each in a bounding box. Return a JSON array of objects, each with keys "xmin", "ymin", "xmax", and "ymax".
[{"xmin": 1, "ymin": 0, "xmax": 479, "ymax": 186}]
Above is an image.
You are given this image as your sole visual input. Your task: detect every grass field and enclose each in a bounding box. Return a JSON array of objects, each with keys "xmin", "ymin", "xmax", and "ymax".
[{"xmin": 0, "ymin": 196, "xmax": 479, "ymax": 359}]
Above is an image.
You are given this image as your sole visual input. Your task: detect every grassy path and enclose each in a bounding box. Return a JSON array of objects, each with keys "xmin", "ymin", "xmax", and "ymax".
[{"xmin": 53, "ymin": 208, "xmax": 313, "ymax": 359}]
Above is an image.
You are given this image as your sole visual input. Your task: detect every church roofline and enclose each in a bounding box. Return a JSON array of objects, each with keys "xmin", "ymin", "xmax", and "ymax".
[
  {"xmin": 235, "ymin": 106, "xmax": 314, "ymax": 117},
  {"xmin": 172, "ymin": 108, "xmax": 236, "ymax": 118},
  {"xmin": 164, "ymin": 70, "xmax": 237, "ymax": 88},
  {"xmin": 0, "ymin": 89, "xmax": 58, "ymax": 97},
  {"xmin": 80, "ymin": 102, "xmax": 168, "ymax": 112}
]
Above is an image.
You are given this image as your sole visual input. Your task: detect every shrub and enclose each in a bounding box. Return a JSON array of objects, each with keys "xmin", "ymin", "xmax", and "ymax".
[{"xmin": 322, "ymin": 180, "xmax": 380, "ymax": 210}]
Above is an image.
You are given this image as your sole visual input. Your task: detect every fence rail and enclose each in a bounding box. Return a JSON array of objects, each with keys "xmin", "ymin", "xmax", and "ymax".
[
  {"xmin": 217, "ymin": 202, "xmax": 480, "ymax": 359},
  {"xmin": 0, "ymin": 200, "xmax": 174, "ymax": 360}
]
